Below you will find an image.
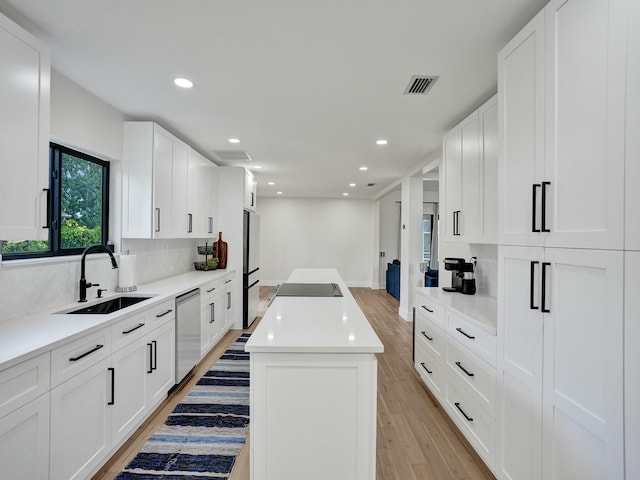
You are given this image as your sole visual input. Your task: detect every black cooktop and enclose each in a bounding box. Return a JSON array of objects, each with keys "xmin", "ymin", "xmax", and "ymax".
[{"xmin": 275, "ymin": 282, "xmax": 343, "ymax": 297}]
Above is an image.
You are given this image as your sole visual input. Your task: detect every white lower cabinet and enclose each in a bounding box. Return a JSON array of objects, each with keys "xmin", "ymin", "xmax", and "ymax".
[
  {"xmin": 110, "ymin": 339, "xmax": 147, "ymax": 447},
  {"xmin": 50, "ymin": 357, "xmax": 112, "ymax": 480},
  {"xmin": 200, "ymin": 278, "xmax": 226, "ymax": 356},
  {"xmin": 413, "ymin": 289, "xmax": 497, "ymax": 473},
  {"xmin": 145, "ymin": 320, "xmax": 175, "ymax": 407},
  {"xmin": 0, "ymin": 393, "xmax": 50, "ymax": 480},
  {"xmin": 49, "ymin": 299, "xmax": 177, "ymax": 480},
  {"xmin": 497, "ymin": 246, "xmax": 624, "ymax": 480}
]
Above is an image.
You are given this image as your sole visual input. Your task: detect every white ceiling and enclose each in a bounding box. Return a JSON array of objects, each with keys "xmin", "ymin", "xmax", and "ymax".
[{"xmin": 0, "ymin": 0, "xmax": 547, "ymax": 199}]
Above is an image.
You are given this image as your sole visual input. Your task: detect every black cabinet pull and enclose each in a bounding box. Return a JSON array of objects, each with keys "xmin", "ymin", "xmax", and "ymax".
[
  {"xmin": 155, "ymin": 208, "xmax": 161, "ymax": 232},
  {"xmin": 530, "ymin": 261, "xmax": 539, "ymax": 310},
  {"xmin": 455, "ymin": 327, "xmax": 475, "ymax": 340},
  {"xmin": 108, "ymin": 367, "xmax": 115, "ymax": 405},
  {"xmin": 421, "ymin": 331, "xmax": 433, "ymax": 341},
  {"xmin": 208, "ymin": 217, "xmax": 214, "ymax": 234},
  {"xmin": 152, "ymin": 340, "xmax": 157, "ymax": 371},
  {"xmin": 42, "ymin": 188, "xmax": 51, "ymax": 229},
  {"xmin": 251, "ymin": 192, "xmax": 255, "ymax": 207},
  {"xmin": 541, "ymin": 262, "xmax": 551, "ymax": 313},
  {"xmin": 455, "ymin": 361, "xmax": 475, "ymax": 377},
  {"xmin": 210, "ymin": 303, "xmax": 215, "ymax": 323},
  {"xmin": 420, "ymin": 362, "xmax": 432, "ymax": 374},
  {"xmin": 225, "ymin": 279, "xmax": 232, "ymax": 284},
  {"xmin": 206, "ymin": 286, "xmax": 216, "ymax": 293},
  {"xmin": 454, "ymin": 402, "xmax": 473, "ymax": 422},
  {"xmin": 156, "ymin": 308, "xmax": 173, "ymax": 318},
  {"xmin": 147, "ymin": 343, "xmax": 153, "ymax": 373},
  {"xmin": 187, "ymin": 213, "xmax": 193, "ymax": 233},
  {"xmin": 421, "ymin": 305, "xmax": 434, "ymax": 313},
  {"xmin": 122, "ymin": 323, "xmax": 145, "ymax": 335},
  {"xmin": 541, "ymin": 181, "xmax": 551, "ymax": 232},
  {"xmin": 69, "ymin": 344, "xmax": 104, "ymax": 362},
  {"xmin": 227, "ymin": 291, "xmax": 231, "ymax": 309},
  {"xmin": 532, "ymin": 184, "xmax": 541, "ymax": 232}
]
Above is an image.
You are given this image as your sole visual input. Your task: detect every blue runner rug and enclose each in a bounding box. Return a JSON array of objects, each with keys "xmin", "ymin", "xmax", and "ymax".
[{"xmin": 115, "ymin": 333, "xmax": 251, "ymax": 479}]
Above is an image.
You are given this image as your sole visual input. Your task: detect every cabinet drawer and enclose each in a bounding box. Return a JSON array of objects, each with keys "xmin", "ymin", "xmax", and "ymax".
[
  {"xmin": 415, "ymin": 294, "xmax": 445, "ymax": 327},
  {"xmin": 51, "ymin": 328, "xmax": 111, "ymax": 387},
  {"xmin": 201, "ymin": 280, "xmax": 223, "ymax": 302},
  {"xmin": 445, "ymin": 380, "xmax": 495, "ymax": 469},
  {"xmin": 415, "ymin": 341, "xmax": 445, "ymax": 401},
  {"xmin": 0, "ymin": 352, "xmax": 50, "ymax": 419},
  {"xmin": 446, "ymin": 312, "xmax": 497, "ymax": 366},
  {"xmin": 415, "ymin": 311, "xmax": 445, "ymax": 359},
  {"xmin": 112, "ymin": 310, "xmax": 149, "ymax": 352},
  {"xmin": 148, "ymin": 299, "xmax": 175, "ymax": 327},
  {"xmin": 445, "ymin": 337, "xmax": 496, "ymax": 416}
]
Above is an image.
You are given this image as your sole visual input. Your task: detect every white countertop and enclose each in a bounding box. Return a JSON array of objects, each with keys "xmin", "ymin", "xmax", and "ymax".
[
  {"xmin": 415, "ymin": 286, "xmax": 497, "ymax": 334},
  {"xmin": 0, "ymin": 268, "xmax": 235, "ymax": 370},
  {"xmin": 245, "ymin": 268, "xmax": 384, "ymax": 354}
]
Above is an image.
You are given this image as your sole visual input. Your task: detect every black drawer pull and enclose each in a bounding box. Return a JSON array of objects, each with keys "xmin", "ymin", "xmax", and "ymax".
[
  {"xmin": 420, "ymin": 362, "xmax": 432, "ymax": 374},
  {"xmin": 152, "ymin": 340, "xmax": 157, "ymax": 371},
  {"xmin": 147, "ymin": 343, "xmax": 153, "ymax": 373},
  {"xmin": 532, "ymin": 184, "xmax": 541, "ymax": 232},
  {"xmin": 69, "ymin": 344, "xmax": 104, "ymax": 362},
  {"xmin": 206, "ymin": 286, "xmax": 216, "ymax": 293},
  {"xmin": 108, "ymin": 367, "xmax": 115, "ymax": 405},
  {"xmin": 456, "ymin": 327, "xmax": 475, "ymax": 340},
  {"xmin": 421, "ymin": 331, "xmax": 433, "ymax": 341},
  {"xmin": 421, "ymin": 305, "xmax": 434, "ymax": 313},
  {"xmin": 455, "ymin": 361, "xmax": 475, "ymax": 377},
  {"xmin": 454, "ymin": 402, "xmax": 473, "ymax": 422},
  {"xmin": 225, "ymin": 279, "xmax": 232, "ymax": 284},
  {"xmin": 122, "ymin": 323, "xmax": 145, "ymax": 335},
  {"xmin": 156, "ymin": 308, "xmax": 173, "ymax": 318}
]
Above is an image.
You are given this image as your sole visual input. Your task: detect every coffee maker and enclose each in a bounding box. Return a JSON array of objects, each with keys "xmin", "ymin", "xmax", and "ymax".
[{"xmin": 442, "ymin": 257, "xmax": 476, "ymax": 295}]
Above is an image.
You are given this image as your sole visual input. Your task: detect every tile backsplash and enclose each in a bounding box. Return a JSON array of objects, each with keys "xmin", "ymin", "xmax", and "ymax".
[{"xmin": 0, "ymin": 238, "xmax": 202, "ymax": 323}]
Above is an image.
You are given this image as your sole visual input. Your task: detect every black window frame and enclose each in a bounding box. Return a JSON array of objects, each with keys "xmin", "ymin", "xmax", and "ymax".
[{"xmin": 1, "ymin": 143, "xmax": 112, "ymax": 260}]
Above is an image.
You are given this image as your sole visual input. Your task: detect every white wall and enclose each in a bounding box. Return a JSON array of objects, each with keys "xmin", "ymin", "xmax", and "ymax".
[
  {"xmin": 257, "ymin": 197, "xmax": 373, "ymax": 287},
  {"xmin": 0, "ymin": 70, "xmax": 201, "ymax": 322}
]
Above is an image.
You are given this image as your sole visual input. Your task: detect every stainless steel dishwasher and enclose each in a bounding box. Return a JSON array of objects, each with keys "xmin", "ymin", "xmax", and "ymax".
[{"xmin": 175, "ymin": 288, "xmax": 201, "ymax": 385}]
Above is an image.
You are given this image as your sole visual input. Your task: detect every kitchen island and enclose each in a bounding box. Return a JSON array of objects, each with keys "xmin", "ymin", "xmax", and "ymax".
[{"xmin": 245, "ymin": 268, "xmax": 383, "ymax": 480}]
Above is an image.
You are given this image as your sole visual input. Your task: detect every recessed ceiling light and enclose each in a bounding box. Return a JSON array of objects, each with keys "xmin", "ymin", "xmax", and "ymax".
[
  {"xmin": 268, "ymin": 181, "xmax": 275, "ymax": 186},
  {"xmin": 174, "ymin": 77, "xmax": 193, "ymax": 88},
  {"xmin": 253, "ymin": 165, "xmax": 262, "ymax": 169},
  {"xmin": 349, "ymin": 183, "xmax": 356, "ymax": 187},
  {"xmin": 376, "ymin": 139, "xmax": 388, "ymax": 145},
  {"xmin": 228, "ymin": 138, "xmax": 240, "ymax": 143},
  {"xmin": 343, "ymin": 192, "xmax": 349, "ymax": 196},
  {"xmin": 277, "ymin": 191, "xmax": 283, "ymax": 195},
  {"xmin": 359, "ymin": 166, "xmax": 368, "ymax": 171}
]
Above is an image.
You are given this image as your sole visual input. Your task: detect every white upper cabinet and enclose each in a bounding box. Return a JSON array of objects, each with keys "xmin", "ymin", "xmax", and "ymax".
[
  {"xmin": 0, "ymin": 12, "xmax": 50, "ymax": 241},
  {"xmin": 498, "ymin": 10, "xmax": 546, "ymax": 247},
  {"xmin": 443, "ymin": 95, "xmax": 497, "ymax": 244},
  {"xmin": 499, "ymin": 0, "xmax": 626, "ymax": 250},
  {"xmin": 626, "ymin": 0, "xmax": 640, "ymax": 251},
  {"xmin": 187, "ymin": 148, "xmax": 218, "ymax": 238}
]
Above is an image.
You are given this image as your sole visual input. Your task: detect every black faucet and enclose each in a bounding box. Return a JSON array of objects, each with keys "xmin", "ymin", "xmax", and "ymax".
[{"xmin": 79, "ymin": 244, "xmax": 118, "ymax": 302}]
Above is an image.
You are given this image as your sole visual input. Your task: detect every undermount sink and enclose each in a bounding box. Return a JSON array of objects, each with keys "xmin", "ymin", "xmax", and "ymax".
[{"xmin": 66, "ymin": 296, "xmax": 153, "ymax": 315}]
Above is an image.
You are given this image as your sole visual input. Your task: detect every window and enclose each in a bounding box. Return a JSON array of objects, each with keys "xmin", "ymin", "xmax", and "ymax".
[
  {"xmin": 422, "ymin": 215, "xmax": 433, "ymax": 263},
  {"xmin": 1, "ymin": 143, "xmax": 110, "ymax": 259}
]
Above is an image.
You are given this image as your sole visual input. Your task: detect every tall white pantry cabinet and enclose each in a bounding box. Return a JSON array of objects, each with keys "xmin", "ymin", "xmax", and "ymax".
[{"xmin": 496, "ymin": 1, "xmax": 635, "ymax": 479}]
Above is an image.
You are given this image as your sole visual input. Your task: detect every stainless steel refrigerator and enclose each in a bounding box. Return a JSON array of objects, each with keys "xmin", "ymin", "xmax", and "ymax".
[{"xmin": 243, "ymin": 210, "xmax": 260, "ymax": 328}]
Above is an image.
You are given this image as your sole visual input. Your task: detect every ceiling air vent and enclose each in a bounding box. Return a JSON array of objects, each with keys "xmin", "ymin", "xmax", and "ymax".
[
  {"xmin": 403, "ymin": 75, "xmax": 439, "ymax": 95},
  {"xmin": 212, "ymin": 150, "xmax": 252, "ymax": 162}
]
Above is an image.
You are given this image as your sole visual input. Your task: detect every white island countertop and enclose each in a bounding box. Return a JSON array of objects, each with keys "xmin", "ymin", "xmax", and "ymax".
[{"xmin": 245, "ymin": 268, "xmax": 384, "ymax": 354}]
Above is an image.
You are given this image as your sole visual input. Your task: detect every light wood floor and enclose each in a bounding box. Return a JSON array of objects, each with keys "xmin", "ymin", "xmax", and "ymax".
[{"xmin": 93, "ymin": 287, "xmax": 494, "ymax": 480}]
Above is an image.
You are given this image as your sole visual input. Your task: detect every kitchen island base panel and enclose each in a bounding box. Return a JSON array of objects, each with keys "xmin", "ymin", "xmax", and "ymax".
[{"xmin": 250, "ymin": 352, "xmax": 377, "ymax": 480}]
